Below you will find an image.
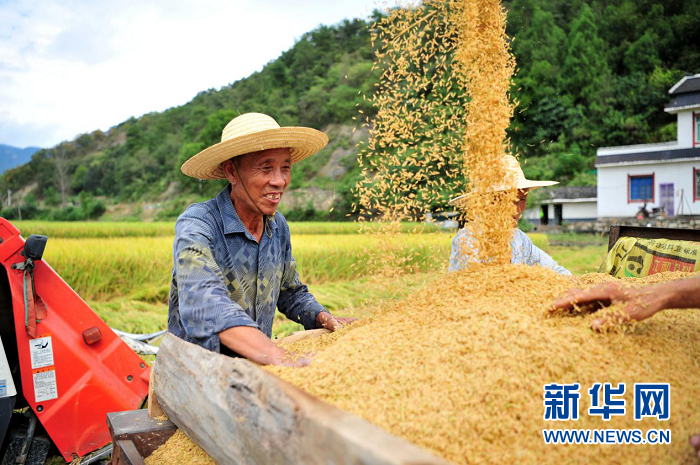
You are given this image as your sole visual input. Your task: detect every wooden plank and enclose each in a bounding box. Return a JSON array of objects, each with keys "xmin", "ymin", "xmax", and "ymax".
[
  {"xmin": 112, "ymin": 439, "xmax": 146, "ymax": 465},
  {"xmin": 107, "ymin": 410, "xmax": 177, "ymax": 460},
  {"xmin": 276, "ymin": 328, "xmax": 330, "ymax": 346},
  {"xmin": 154, "ymin": 333, "xmax": 451, "ymax": 465},
  {"xmin": 608, "ymin": 225, "xmax": 700, "ymax": 251},
  {"xmin": 147, "ymin": 367, "xmax": 166, "ymax": 419},
  {"xmin": 617, "ymin": 225, "xmax": 700, "ymax": 242},
  {"xmin": 607, "ymin": 225, "xmax": 621, "ymax": 251}
]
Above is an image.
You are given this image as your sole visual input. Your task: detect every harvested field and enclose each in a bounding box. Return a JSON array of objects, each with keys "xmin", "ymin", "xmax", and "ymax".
[{"xmin": 267, "ymin": 265, "xmax": 700, "ymax": 464}]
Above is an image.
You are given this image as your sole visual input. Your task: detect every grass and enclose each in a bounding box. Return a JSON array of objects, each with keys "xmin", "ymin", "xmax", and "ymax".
[
  {"xmin": 547, "ymin": 245, "xmax": 608, "ymax": 275},
  {"xmin": 13, "ymin": 220, "xmax": 439, "ymax": 239},
  {"xmin": 41, "ymin": 232, "xmax": 453, "ymax": 301},
  {"xmin": 14, "ymin": 221, "xmax": 609, "ymax": 338},
  {"xmin": 14, "ymin": 221, "xmax": 176, "ymax": 238},
  {"xmin": 546, "ymin": 232, "xmax": 608, "ymax": 247}
]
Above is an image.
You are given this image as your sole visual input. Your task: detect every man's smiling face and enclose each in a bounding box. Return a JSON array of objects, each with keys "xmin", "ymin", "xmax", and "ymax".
[{"xmin": 224, "ymin": 147, "xmax": 292, "ymax": 217}]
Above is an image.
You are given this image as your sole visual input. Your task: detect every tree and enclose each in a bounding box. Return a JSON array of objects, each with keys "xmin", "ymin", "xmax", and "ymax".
[
  {"xmin": 559, "ymin": 3, "xmax": 612, "ymax": 147},
  {"xmin": 508, "ymin": 0, "xmax": 567, "ymax": 155},
  {"xmin": 52, "ymin": 146, "xmax": 69, "ymax": 207},
  {"xmin": 561, "ymin": 4, "xmax": 610, "ymax": 107}
]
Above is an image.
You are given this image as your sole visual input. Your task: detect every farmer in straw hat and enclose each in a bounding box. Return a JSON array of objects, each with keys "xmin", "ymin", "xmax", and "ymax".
[
  {"xmin": 169, "ymin": 113, "xmax": 354, "ymax": 367},
  {"xmin": 448, "ymin": 155, "xmax": 571, "ymax": 275}
]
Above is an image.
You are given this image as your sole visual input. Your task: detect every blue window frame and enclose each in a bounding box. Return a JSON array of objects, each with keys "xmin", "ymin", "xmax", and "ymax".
[{"xmin": 629, "ymin": 175, "xmax": 653, "ymax": 202}]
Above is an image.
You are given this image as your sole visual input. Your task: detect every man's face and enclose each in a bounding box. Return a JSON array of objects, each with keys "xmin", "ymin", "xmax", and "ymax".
[
  {"xmin": 223, "ymin": 148, "xmax": 292, "ymax": 217},
  {"xmin": 514, "ymin": 188, "xmax": 529, "ymax": 222}
]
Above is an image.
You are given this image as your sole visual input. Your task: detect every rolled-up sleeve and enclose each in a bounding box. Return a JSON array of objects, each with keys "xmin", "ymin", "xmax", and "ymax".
[
  {"xmin": 276, "ymin": 234, "xmax": 326, "ymax": 330},
  {"xmin": 174, "ymin": 216, "xmax": 258, "ymax": 347}
]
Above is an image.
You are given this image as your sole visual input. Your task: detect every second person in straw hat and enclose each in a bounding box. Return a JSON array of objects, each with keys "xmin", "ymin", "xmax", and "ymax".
[
  {"xmin": 168, "ymin": 113, "xmax": 355, "ymax": 366},
  {"xmin": 448, "ymin": 155, "xmax": 571, "ymax": 275}
]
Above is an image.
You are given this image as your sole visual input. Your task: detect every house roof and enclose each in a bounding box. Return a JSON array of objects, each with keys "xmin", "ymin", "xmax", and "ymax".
[
  {"xmin": 597, "ymin": 147, "xmax": 700, "ymax": 165},
  {"xmin": 666, "ymin": 74, "xmax": 700, "ymax": 112},
  {"xmin": 540, "ymin": 186, "xmax": 597, "ymax": 200},
  {"xmin": 669, "ymin": 74, "xmax": 700, "ymax": 95},
  {"xmin": 665, "ymin": 92, "xmax": 700, "ymax": 112}
]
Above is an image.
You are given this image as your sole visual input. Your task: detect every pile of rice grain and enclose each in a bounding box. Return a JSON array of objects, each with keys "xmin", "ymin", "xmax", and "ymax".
[
  {"xmin": 269, "ymin": 265, "xmax": 700, "ymax": 464},
  {"xmin": 144, "ymin": 429, "xmax": 214, "ymax": 465}
]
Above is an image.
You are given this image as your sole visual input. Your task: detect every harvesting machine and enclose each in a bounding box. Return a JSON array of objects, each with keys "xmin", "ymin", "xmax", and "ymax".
[{"xmin": 0, "ymin": 218, "xmax": 150, "ymax": 463}]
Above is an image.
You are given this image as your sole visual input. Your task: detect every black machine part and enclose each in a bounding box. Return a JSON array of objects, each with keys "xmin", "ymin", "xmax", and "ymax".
[
  {"xmin": 20, "ymin": 236, "xmax": 47, "ymax": 262},
  {"xmin": 0, "ymin": 427, "xmax": 50, "ymax": 465},
  {"xmin": 0, "ymin": 267, "xmax": 22, "ymax": 411},
  {"xmin": 0, "ymin": 397, "xmax": 14, "ymax": 455}
]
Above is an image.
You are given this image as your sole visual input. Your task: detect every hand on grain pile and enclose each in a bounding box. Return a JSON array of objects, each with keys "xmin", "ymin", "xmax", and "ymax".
[
  {"xmin": 316, "ymin": 311, "xmax": 357, "ymax": 332},
  {"xmin": 219, "ymin": 326, "xmax": 310, "ymax": 367},
  {"xmin": 274, "ymin": 352, "xmax": 311, "ymax": 368},
  {"xmin": 551, "ymin": 275, "xmax": 700, "ymax": 331},
  {"xmin": 690, "ymin": 434, "xmax": 700, "ymax": 459}
]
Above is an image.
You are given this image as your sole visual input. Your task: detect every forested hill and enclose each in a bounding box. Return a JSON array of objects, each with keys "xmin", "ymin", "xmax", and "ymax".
[{"xmin": 1, "ymin": 1, "xmax": 698, "ymax": 221}]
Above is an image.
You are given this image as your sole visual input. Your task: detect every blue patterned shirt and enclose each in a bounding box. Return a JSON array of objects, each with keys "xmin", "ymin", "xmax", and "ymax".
[
  {"xmin": 168, "ymin": 186, "xmax": 327, "ymax": 353},
  {"xmin": 448, "ymin": 228, "xmax": 571, "ymax": 275}
]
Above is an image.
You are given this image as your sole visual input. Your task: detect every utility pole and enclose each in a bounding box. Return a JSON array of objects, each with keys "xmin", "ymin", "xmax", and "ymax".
[{"xmin": 7, "ymin": 189, "xmax": 11, "ymax": 207}]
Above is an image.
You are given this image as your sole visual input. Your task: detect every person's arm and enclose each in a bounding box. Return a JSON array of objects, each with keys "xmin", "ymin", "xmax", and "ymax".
[
  {"xmin": 516, "ymin": 230, "xmax": 571, "ymax": 275},
  {"xmin": 175, "ymin": 215, "xmax": 303, "ymax": 365},
  {"xmin": 550, "ymin": 275, "xmax": 700, "ymax": 324},
  {"xmin": 219, "ymin": 326, "xmax": 309, "ymax": 366}
]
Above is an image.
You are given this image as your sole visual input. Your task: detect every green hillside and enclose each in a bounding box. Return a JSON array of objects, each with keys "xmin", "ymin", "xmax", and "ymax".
[{"xmin": 1, "ymin": 1, "xmax": 698, "ymax": 221}]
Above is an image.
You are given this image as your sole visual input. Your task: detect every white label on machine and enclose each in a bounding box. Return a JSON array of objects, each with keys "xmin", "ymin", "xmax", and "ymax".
[
  {"xmin": 29, "ymin": 336, "xmax": 54, "ymax": 370},
  {"xmin": 33, "ymin": 369, "xmax": 58, "ymax": 402},
  {"xmin": 0, "ymin": 335, "xmax": 17, "ymax": 398}
]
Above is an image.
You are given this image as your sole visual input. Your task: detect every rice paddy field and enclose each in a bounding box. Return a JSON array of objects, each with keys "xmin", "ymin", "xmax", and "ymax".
[{"xmin": 12, "ymin": 221, "xmax": 606, "ymax": 337}]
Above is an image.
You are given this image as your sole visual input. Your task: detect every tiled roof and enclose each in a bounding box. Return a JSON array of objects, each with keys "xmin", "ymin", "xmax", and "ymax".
[
  {"xmin": 597, "ymin": 147, "xmax": 700, "ymax": 165},
  {"xmin": 669, "ymin": 74, "xmax": 700, "ymax": 95},
  {"xmin": 540, "ymin": 186, "xmax": 597, "ymax": 200},
  {"xmin": 665, "ymin": 92, "xmax": 700, "ymax": 111}
]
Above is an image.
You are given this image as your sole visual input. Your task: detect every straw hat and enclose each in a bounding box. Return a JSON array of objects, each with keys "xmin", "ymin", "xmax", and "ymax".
[
  {"xmin": 449, "ymin": 155, "xmax": 557, "ymax": 205},
  {"xmin": 181, "ymin": 113, "xmax": 328, "ymax": 179}
]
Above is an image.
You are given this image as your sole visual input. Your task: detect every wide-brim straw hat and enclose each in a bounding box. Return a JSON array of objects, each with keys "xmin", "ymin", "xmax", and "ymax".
[
  {"xmin": 449, "ymin": 155, "xmax": 557, "ymax": 205},
  {"xmin": 181, "ymin": 113, "xmax": 328, "ymax": 179}
]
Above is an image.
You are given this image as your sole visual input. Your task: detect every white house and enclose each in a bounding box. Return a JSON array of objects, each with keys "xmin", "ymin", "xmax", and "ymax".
[
  {"xmin": 596, "ymin": 74, "xmax": 700, "ymax": 218},
  {"xmin": 523, "ymin": 186, "xmax": 597, "ymax": 225}
]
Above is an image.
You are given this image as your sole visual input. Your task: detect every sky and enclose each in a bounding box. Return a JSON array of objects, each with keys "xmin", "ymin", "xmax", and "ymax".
[{"xmin": 0, "ymin": 0, "xmax": 380, "ymax": 149}]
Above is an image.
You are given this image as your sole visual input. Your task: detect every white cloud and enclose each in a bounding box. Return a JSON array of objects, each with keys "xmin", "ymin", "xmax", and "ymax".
[{"xmin": 0, "ymin": 0, "xmax": 378, "ymax": 148}]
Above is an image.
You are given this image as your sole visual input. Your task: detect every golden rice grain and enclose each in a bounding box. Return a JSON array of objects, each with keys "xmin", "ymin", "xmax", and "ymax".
[
  {"xmin": 356, "ymin": 0, "xmax": 519, "ymax": 268},
  {"xmin": 269, "ymin": 266, "xmax": 700, "ymax": 464},
  {"xmin": 144, "ymin": 429, "xmax": 214, "ymax": 465}
]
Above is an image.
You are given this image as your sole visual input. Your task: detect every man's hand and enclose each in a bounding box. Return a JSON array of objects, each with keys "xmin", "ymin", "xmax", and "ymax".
[
  {"xmin": 316, "ymin": 311, "xmax": 357, "ymax": 332},
  {"xmin": 689, "ymin": 434, "xmax": 700, "ymax": 459},
  {"xmin": 219, "ymin": 326, "xmax": 310, "ymax": 367},
  {"xmin": 550, "ymin": 282, "xmax": 666, "ymax": 330},
  {"xmin": 270, "ymin": 352, "xmax": 311, "ymax": 368}
]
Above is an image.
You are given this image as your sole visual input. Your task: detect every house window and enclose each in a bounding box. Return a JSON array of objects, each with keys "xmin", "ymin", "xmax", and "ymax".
[
  {"xmin": 695, "ymin": 168, "xmax": 700, "ymax": 202},
  {"xmin": 629, "ymin": 175, "xmax": 654, "ymax": 202},
  {"xmin": 696, "ymin": 114, "xmax": 700, "ymax": 145}
]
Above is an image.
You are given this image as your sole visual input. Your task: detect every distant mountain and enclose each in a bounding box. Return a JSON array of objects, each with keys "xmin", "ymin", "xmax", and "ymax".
[{"xmin": 0, "ymin": 145, "xmax": 40, "ymax": 174}]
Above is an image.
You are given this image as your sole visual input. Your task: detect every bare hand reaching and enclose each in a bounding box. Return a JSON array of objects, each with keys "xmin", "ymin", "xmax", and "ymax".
[
  {"xmin": 550, "ymin": 275, "xmax": 700, "ymax": 331},
  {"xmin": 316, "ymin": 312, "xmax": 357, "ymax": 332}
]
